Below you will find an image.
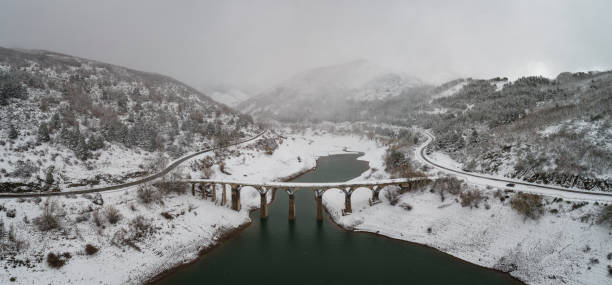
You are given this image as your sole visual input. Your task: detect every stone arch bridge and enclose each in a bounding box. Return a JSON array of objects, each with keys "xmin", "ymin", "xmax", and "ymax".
[{"xmin": 181, "ymin": 178, "xmax": 431, "ymax": 221}]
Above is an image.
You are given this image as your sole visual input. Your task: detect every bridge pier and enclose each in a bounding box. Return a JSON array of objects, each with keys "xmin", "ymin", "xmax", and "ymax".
[
  {"xmin": 201, "ymin": 183, "xmax": 206, "ymax": 200},
  {"xmin": 259, "ymin": 187, "xmax": 269, "ymax": 219},
  {"xmin": 221, "ymin": 184, "xmax": 227, "ymax": 206},
  {"xmin": 370, "ymin": 185, "xmax": 381, "ymax": 205},
  {"xmin": 231, "ymin": 185, "xmax": 241, "ymax": 211},
  {"xmin": 343, "ymin": 187, "xmax": 355, "ymax": 214},
  {"xmin": 315, "ymin": 189, "xmax": 325, "ymax": 221},
  {"xmin": 287, "ymin": 189, "xmax": 296, "ymax": 221},
  {"xmin": 191, "ymin": 183, "xmax": 195, "ymax": 196},
  {"xmin": 211, "ymin": 184, "xmax": 217, "ymax": 202}
]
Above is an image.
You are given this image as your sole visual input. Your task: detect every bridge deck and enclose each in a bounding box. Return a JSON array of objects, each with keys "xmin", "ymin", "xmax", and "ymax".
[{"xmin": 182, "ymin": 177, "xmax": 429, "ymax": 189}]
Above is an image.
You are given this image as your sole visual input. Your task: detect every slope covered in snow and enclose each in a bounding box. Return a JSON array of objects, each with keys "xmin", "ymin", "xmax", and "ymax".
[
  {"xmin": 0, "ymin": 129, "xmax": 384, "ymax": 284},
  {"xmin": 0, "ymin": 47, "xmax": 259, "ymax": 194}
]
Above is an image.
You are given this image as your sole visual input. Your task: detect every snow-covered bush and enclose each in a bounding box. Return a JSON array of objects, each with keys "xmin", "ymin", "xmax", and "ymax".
[
  {"xmin": 598, "ymin": 205, "xmax": 612, "ymax": 228},
  {"xmin": 92, "ymin": 210, "xmax": 103, "ymax": 227},
  {"xmin": 84, "ymin": 244, "xmax": 99, "ymax": 255},
  {"xmin": 137, "ymin": 184, "xmax": 161, "ymax": 204},
  {"xmin": 103, "ymin": 206, "xmax": 122, "ymax": 224},
  {"xmin": 510, "ymin": 193, "xmax": 544, "ymax": 220},
  {"xmin": 11, "ymin": 160, "xmax": 39, "ymax": 179},
  {"xmin": 111, "ymin": 216, "xmax": 155, "ymax": 251},
  {"xmin": 46, "ymin": 252, "xmax": 71, "ymax": 268},
  {"xmin": 384, "ymin": 187, "xmax": 400, "ymax": 206},
  {"xmin": 434, "ymin": 176, "xmax": 465, "ymax": 201},
  {"xmin": 459, "ymin": 190, "xmax": 484, "ymax": 208},
  {"xmin": 0, "ymin": 220, "xmax": 26, "ymax": 254},
  {"xmin": 33, "ymin": 199, "xmax": 61, "ymax": 231}
]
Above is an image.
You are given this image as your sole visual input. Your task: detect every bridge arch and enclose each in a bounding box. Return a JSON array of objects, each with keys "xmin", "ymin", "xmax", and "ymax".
[{"xmin": 181, "ymin": 178, "xmax": 432, "ymax": 220}]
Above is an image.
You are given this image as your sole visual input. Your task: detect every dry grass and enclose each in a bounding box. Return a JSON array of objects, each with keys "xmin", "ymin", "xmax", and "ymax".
[{"xmin": 510, "ymin": 192, "xmax": 544, "ymax": 220}]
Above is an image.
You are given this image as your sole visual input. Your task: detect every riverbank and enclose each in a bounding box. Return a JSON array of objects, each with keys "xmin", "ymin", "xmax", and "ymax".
[
  {"xmin": 323, "ymin": 157, "xmax": 612, "ymax": 285},
  {"xmin": 146, "ymin": 156, "xmax": 320, "ymax": 285},
  {"xmin": 0, "ymin": 129, "xmax": 384, "ymax": 284}
]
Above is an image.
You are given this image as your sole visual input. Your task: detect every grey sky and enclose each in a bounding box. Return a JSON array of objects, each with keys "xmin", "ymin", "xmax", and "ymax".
[{"xmin": 1, "ymin": 0, "xmax": 611, "ymax": 92}]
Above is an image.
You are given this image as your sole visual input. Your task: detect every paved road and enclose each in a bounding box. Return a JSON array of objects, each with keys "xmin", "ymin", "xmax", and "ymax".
[
  {"xmin": 0, "ymin": 131, "xmax": 266, "ymax": 199},
  {"xmin": 416, "ymin": 130, "xmax": 612, "ymax": 201}
]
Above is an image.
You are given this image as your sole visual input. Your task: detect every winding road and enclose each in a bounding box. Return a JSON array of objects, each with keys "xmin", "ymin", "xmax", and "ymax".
[
  {"xmin": 0, "ymin": 131, "xmax": 266, "ymax": 199},
  {"xmin": 416, "ymin": 130, "xmax": 612, "ymax": 202}
]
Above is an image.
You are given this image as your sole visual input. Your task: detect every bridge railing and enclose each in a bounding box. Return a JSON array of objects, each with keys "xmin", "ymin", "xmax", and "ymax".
[{"xmin": 179, "ymin": 177, "xmax": 430, "ymax": 190}]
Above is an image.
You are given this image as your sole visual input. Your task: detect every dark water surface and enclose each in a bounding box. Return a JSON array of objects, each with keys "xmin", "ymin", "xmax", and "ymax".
[{"xmin": 159, "ymin": 153, "xmax": 521, "ymax": 285}]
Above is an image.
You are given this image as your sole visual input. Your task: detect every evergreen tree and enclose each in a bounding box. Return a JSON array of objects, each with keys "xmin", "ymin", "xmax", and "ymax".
[
  {"xmin": 45, "ymin": 166, "xmax": 55, "ymax": 186},
  {"xmin": 87, "ymin": 134, "xmax": 105, "ymax": 151},
  {"xmin": 49, "ymin": 112, "xmax": 61, "ymax": 131},
  {"xmin": 37, "ymin": 122, "xmax": 50, "ymax": 142},
  {"xmin": 8, "ymin": 124, "xmax": 18, "ymax": 140},
  {"xmin": 75, "ymin": 134, "xmax": 90, "ymax": 160}
]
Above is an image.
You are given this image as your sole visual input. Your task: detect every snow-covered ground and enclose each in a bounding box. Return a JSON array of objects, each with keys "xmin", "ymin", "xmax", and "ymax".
[
  {"xmin": 321, "ymin": 131, "xmax": 612, "ymax": 285},
  {"xmin": 324, "ymin": 184, "xmax": 612, "ymax": 285},
  {"xmin": 416, "ymin": 130, "xmax": 612, "ymax": 202},
  {"xmin": 0, "ymin": 130, "xmax": 384, "ymax": 284},
  {"xmin": 4, "ymin": 127, "xmax": 610, "ymax": 285}
]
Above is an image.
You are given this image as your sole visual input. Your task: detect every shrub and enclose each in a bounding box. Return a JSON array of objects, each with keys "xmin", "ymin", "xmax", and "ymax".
[
  {"xmin": 103, "ymin": 206, "xmax": 122, "ymax": 224},
  {"xmin": 460, "ymin": 190, "xmax": 484, "ymax": 208},
  {"xmin": 111, "ymin": 216, "xmax": 154, "ymax": 250},
  {"xmin": 129, "ymin": 216, "xmax": 154, "ymax": 239},
  {"xmin": 598, "ymin": 205, "xmax": 612, "ymax": 228},
  {"xmin": 510, "ymin": 193, "xmax": 543, "ymax": 220},
  {"xmin": 85, "ymin": 244, "xmax": 99, "ymax": 255},
  {"xmin": 202, "ymin": 167, "xmax": 214, "ymax": 179},
  {"xmin": 137, "ymin": 184, "xmax": 160, "ymax": 204},
  {"xmin": 33, "ymin": 199, "xmax": 61, "ymax": 231},
  {"xmin": 47, "ymin": 252, "xmax": 71, "ymax": 268},
  {"xmin": 385, "ymin": 149, "xmax": 405, "ymax": 170},
  {"xmin": 384, "ymin": 188, "xmax": 400, "ymax": 206},
  {"xmin": 11, "ymin": 160, "xmax": 39, "ymax": 179},
  {"xmin": 92, "ymin": 210, "xmax": 102, "ymax": 227},
  {"xmin": 434, "ymin": 177, "xmax": 464, "ymax": 195},
  {"xmin": 161, "ymin": 211, "xmax": 173, "ymax": 220},
  {"xmin": 75, "ymin": 213, "xmax": 89, "ymax": 223}
]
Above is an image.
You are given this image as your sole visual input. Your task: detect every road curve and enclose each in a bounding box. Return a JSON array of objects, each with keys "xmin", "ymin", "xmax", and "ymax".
[
  {"xmin": 0, "ymin": 131, "xmax": 267, "ymax": 199},
  {"xmin": 416, "ymin": 130, "xmax": 612, "ymax": 201}
]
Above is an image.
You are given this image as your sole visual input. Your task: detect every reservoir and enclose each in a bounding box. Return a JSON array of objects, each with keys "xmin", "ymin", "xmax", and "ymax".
[{"xmin": 158, "ymin": 153, "xmax": 521, "ymax": 284}]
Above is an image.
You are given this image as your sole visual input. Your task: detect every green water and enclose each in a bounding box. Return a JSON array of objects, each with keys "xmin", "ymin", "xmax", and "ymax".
[{"xmin": 158, "ymin": 153, "xmax": 522, "ymax": 284}]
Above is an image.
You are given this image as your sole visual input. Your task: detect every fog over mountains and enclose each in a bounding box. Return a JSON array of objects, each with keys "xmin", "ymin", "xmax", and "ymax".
[{"xmin": 238, "ymin": 59, "xmax": 424, "ymax": 121}]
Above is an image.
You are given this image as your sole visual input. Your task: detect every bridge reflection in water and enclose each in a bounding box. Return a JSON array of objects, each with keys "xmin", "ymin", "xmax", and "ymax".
[{"xmin": 182, "ymin": 177, "xmax": 431, "ymax": 220}]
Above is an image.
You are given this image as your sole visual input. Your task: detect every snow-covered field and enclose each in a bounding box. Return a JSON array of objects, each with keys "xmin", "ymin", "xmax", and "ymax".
[
  {"xmin": 324, "ymin": 184, "xmax": 612, "ymax": 285},
  {"xmin": 0, "ymin": 130, "xmax": 384, "ymax": 284}
]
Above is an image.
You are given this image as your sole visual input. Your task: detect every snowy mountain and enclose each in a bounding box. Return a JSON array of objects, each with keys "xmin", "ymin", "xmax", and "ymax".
[
  {"xmin": 0, "ymin": 47, "xmax": 258, "ymax": 193},
  {"xmin": 202, "ymin": 87, "xmax": 252, "ymax": 107},
  {"xmin": 239, "ymin": 60, "xmax": 424, "ymax": 121}
]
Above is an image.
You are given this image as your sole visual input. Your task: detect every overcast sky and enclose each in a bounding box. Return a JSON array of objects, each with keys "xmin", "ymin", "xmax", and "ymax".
[{"xmin": 1, "ymin": 0, "xmax": 611, "ymax": 92}]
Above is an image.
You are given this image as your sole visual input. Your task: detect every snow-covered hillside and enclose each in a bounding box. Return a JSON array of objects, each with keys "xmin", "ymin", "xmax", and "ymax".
[{"xmin": 0, "ymin": 47, "xmax": 259, "ymax": 193}]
